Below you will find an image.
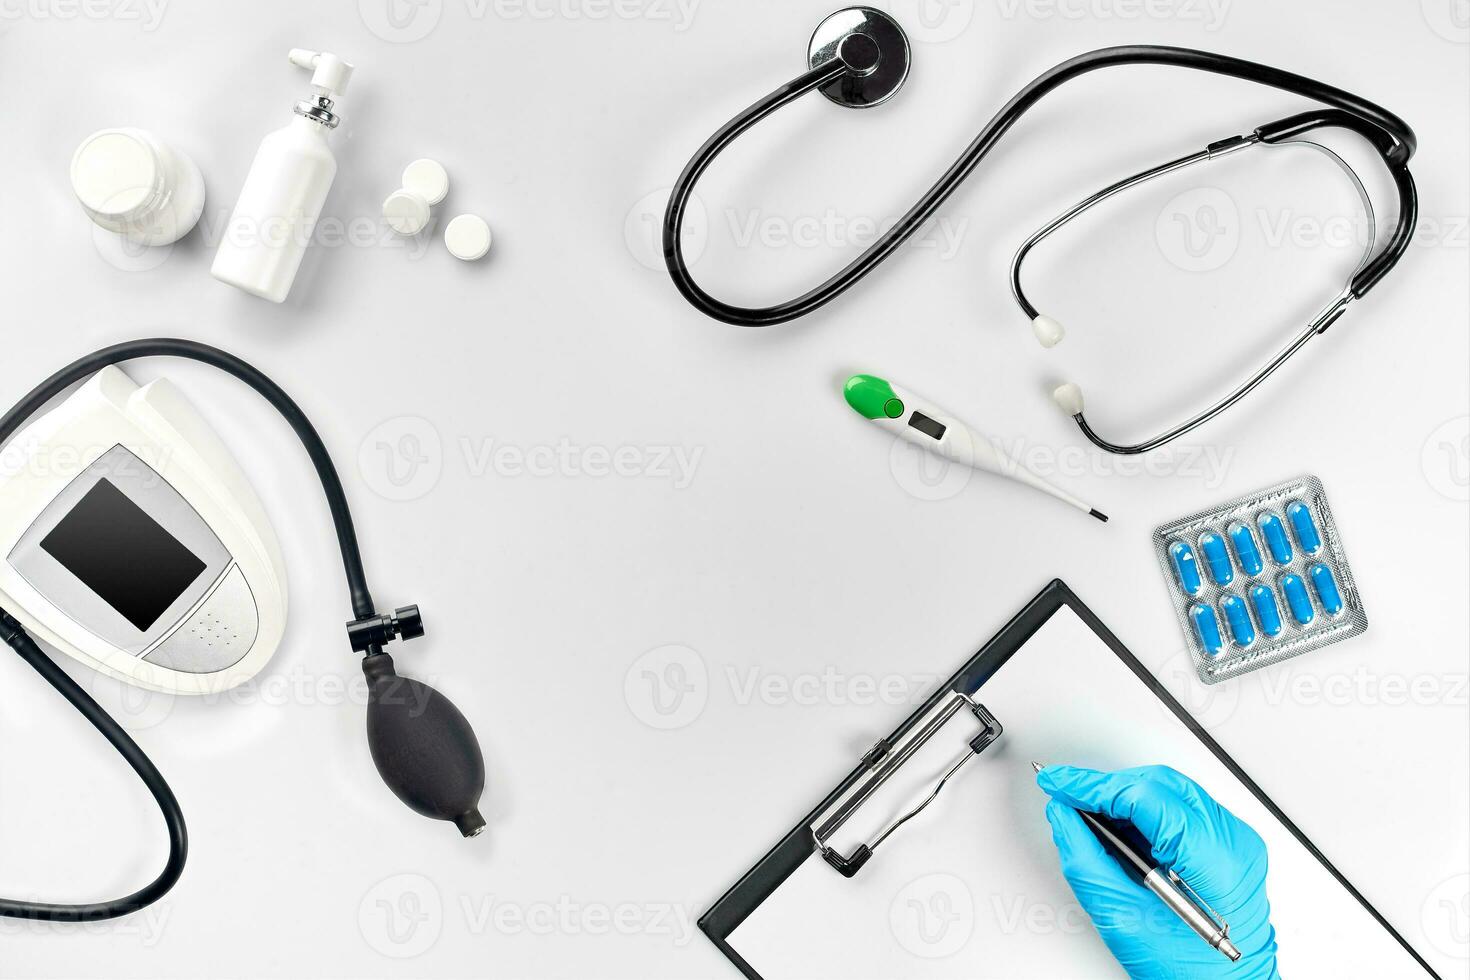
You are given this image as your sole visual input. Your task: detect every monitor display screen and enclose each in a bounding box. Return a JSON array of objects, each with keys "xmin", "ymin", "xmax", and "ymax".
[{"xmin": 40, "ymin": 478, "xmax": 207, "ymax": 632}]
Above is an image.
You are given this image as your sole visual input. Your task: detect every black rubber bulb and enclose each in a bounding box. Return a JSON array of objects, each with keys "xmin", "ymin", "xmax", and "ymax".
[{"xmin": 363, "ymin": 652, "xmax": 486, "ymax": 837}]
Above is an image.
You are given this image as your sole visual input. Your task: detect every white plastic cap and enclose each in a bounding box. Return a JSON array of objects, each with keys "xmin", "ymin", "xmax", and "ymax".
[
  {"xmin": 383, "ymin": 189, "xmax": 431, "ymax": 236},
  {"xmin": 403, "ymin": 159, "xmax": 449, "ymax": 207},
  {"xmin": 71, "ymin": 129, "xmax": 159, "ymax": 219},
  {"xmin": 1053, "ymin": 382, "xmax": 1085, "ymax": 416},
  {"xmin": 1032, "ymin": 314, "xmax": 1065, "ymax": 349},
  {"xmin": 444, "ymin": 214, "xmax": 492, "ymax": 261},
  {"xmin": 288, "ymin": 49, "xmax": 354, "ymax": 98}
]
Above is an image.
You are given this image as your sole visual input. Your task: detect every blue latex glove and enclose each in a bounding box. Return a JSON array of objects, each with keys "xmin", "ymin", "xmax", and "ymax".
[{"xmin": 1038, "ymin": 764, "xmax": 1280, "ymax": 980}]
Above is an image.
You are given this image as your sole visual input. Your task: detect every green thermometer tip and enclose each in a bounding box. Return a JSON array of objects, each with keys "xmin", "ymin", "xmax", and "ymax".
[{"xmin": 844, "ymin": 374, "xmax": 905, "ymax": 420}]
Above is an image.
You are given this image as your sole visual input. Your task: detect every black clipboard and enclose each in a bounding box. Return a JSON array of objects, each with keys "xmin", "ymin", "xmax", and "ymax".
[{"xmin": 698, "ymin": 580, "xmax": 1440, "ymax": 979}]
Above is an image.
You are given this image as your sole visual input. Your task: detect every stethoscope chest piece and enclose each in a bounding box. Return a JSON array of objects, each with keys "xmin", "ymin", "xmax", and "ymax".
[{"xmin": 809, "ymin": 6, "xmax": 910, "ymax": 108}]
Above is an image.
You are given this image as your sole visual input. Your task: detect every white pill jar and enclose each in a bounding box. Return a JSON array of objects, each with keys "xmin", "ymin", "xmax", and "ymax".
[{"xmin": 70, "ymin": 128, "xmax": 206, "ymax": 246}]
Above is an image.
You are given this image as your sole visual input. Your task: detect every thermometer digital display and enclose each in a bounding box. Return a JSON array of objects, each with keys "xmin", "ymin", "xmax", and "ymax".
[{"xmin": 907, "ymin": 411, "xmax": 947, "ymax": 441}]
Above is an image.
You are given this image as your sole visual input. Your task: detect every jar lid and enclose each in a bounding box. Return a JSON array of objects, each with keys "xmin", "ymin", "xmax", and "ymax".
[{"xmin": 71, "ymin": 130, "xmax": 160, "ymax": 219}]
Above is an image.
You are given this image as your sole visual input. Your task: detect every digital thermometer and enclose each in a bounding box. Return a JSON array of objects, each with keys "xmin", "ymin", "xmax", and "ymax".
[
  {"xmin": 843, "ymin": 374, "xmax": 1108, "ymax": 522},
  {"xmin": 0, "ymin": 366, "xmax": 287, "ymax": 694}
]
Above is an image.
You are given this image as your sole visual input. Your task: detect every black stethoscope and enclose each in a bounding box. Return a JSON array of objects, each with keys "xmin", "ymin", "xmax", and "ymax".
[{"xmin": 662, "ymin": 7, "xmax": 1418, "ymax": 455}]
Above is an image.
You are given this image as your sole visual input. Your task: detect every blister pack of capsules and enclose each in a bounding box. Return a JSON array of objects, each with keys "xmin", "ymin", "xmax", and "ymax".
[{"xmin": 1153, "ymin": 476, "xmax": 1367, "ymax": 685}]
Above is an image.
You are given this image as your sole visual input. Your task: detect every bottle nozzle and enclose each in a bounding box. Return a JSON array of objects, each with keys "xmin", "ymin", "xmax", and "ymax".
[{"xmin": 288, "ymin": 48, "xmax": 354, "ymax": 99}]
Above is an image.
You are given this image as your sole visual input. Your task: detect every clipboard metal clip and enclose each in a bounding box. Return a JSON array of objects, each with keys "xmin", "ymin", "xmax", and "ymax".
[{"xmin": 812, "ymin": 694, "xmax": 1003, "ymax": 878}]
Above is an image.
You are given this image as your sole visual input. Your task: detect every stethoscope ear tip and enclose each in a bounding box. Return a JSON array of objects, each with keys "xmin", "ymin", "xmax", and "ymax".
[
  {"xmin": 1053, "ymin": 382, "xmax": 1084, "ymax": 416},
  {"xmin": 1032, "ymin": 314, "xmax": 1065, "ymax": 349}
]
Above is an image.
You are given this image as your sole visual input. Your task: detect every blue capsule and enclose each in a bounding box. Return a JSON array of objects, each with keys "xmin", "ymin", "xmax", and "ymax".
[
  {"xmin": 1257, "ymin": 512, "xmax": 1293, "ymax": 566},
  {"xmin": 1310, "ymin": 563, "xmax": 1344, "ymax": 616},
  {"xmin": 1198, "ymin": 532, "xmax": 1234, "ymax": 586},
  {"xmin": 1249, "ymin": 585, "xmax": 1284, "ymax": 638},
  {"xmin": 1287, "ymin": 501, "xmax": 1322, "ymax": 555},
  {"xmin": 1281, "ymin": 574, "xmax": 1315, "ymax": 625},
  {"xmin": 1169, "ymin": 541, "xmax": 1203, "ymax": 596},
  {"xmin": 1228, "ymin": 522, "xmax": 1264, "ymax": 577},
  {"xmin": 1221, "ymin": 594, "xmax": 1255, "ymax": 647},
  {"xmin": 1190, "ymin": 603, "xmax": 1225, "ymax": 656}
]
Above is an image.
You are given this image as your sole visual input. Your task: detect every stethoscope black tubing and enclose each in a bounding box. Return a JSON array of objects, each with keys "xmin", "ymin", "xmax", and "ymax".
[
  {"xmin": 663, "ymin": 44, "xmax": 1417, "ymax": 328},
  {"xmin": 1252, "ymin": 108, "xmax": 1418, "ymax": 298},
  {"xmin": 0, "ymin": 338, "xmax": 379, "ymax": 920}
]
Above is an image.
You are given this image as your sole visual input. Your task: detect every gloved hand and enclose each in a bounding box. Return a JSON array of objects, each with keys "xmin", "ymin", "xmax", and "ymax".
[{"xmin": 1037, "ymin": 764, "xmax": 1280, "ymax": 980}]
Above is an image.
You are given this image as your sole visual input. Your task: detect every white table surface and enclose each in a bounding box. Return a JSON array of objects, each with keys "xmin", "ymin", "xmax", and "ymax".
[{"xmin": 0, "ymin": 1, "xmax": 1465, "ymax": 977}]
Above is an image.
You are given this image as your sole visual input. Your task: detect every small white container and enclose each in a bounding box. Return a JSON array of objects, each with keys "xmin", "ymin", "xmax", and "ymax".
[
  {"xmin": 210, "ymin": 49, "xmax": 353, "ymax": 303},
  {"xmin": 70, "ymin": 128, "xmax": 205, "ymax": 246}
]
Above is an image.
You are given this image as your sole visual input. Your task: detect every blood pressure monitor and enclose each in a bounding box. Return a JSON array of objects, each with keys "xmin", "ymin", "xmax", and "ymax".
[
  {"xmin": 0, "ymin": 366, "xmax": 286, "ymax": 694},
  {"xmin": 0, "ymin": 341, "xmax": 485, "ymax": 924}
]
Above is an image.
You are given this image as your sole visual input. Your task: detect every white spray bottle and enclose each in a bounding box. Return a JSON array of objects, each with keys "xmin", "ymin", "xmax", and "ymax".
[{"xmin": 211, "ymin": 49, "xmax": 354, "ymax": 303}]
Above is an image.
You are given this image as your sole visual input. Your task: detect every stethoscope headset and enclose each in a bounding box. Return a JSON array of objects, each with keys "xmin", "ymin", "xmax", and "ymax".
[{"xmin": 662, "ymin": 7, "xmax": 1419, "ymax": 454}]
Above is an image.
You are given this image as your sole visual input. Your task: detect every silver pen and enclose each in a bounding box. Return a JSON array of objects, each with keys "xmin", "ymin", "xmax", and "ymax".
[{"xmin": 1033, "ymin": 762, "xmax": 1242, "ymax": 962}]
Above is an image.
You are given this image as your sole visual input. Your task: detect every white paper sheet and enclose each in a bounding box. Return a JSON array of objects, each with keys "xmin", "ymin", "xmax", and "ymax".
[{"xmin": 725, "ymin": 606, "xmax": 1426, "ymax": 979}]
